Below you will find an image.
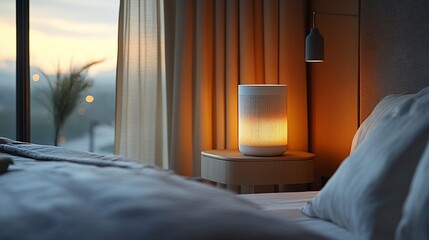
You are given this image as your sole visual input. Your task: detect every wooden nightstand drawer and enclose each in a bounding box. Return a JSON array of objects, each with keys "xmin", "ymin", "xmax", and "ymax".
[{"xmin": 201, "ymin": 149, "xmax": 315, "ymax": 193}]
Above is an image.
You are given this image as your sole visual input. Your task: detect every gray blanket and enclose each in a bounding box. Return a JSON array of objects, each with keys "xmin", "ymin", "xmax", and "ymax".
[{"xmin": 0, "ymin": 138, "xmax": 327, "ymax": 240}]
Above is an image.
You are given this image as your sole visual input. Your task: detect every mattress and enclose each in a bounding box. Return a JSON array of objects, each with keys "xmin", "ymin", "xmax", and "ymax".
[
  {"xmin": 241, "ymin": 192, "xmax": 353, "ymax": 240},
  {"xmin": 0, "ymin": 137, "xmax": 329, "ymax": 240}
]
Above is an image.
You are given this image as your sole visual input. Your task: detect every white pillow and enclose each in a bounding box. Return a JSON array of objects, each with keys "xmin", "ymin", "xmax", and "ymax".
[
  {"xmin": 350, "ymin": 93, "xmax": 412, "ymax": 153},
  {"xmin": 395, "ymin": 142, "xmax": 429, "ymax": 240},
  {"xmin": 302, "ymin": 87, "xmax": 429, "ymax": 240}
]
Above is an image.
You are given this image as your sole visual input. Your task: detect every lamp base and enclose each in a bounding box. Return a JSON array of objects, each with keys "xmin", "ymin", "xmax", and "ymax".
[{"xmin": 239, "ymin": 145, "xmax": 288, "ymax": 157}]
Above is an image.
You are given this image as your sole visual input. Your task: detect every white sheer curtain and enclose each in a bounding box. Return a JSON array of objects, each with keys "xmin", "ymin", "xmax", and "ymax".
[{"xmin": 115, "ymin": 0, "xmax": 168, "ymax": 168}]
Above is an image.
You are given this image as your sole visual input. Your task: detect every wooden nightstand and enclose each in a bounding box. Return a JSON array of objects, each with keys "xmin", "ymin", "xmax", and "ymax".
[{"xmin": 201, "ymin": 149, "xmax": 314, "ymax": 193}]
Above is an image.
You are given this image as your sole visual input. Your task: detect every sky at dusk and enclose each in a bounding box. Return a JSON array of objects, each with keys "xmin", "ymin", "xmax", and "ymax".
[{"xmin": 0, "ymin": 0, "xmax": 120, "ymax": 75}]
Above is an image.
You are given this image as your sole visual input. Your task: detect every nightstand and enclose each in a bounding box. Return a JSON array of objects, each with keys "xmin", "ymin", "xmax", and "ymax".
[{"xmin": 201, "ymin": 149, "xmax": 314, "ymax": 194}]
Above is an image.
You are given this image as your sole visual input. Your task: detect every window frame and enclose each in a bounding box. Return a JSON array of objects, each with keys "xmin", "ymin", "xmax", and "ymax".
[{"xmin": 16, "ymin": 0, "xmax": 30, "ymax": 141}]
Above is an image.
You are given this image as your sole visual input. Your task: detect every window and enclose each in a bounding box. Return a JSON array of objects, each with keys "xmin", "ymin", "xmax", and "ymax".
[
  {"xmin": 0, "ymin": 0, "xmax": 17, "ymax": 139},
  {"xmin": 0, "ymin": 0, "xmax": 119, "ymax": 153}
]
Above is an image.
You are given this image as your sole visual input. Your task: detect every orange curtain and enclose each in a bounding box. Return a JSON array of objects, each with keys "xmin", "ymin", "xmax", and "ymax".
[{"xmin": 164, "ymin": 0, "xmax": 308, "ymax": 176}]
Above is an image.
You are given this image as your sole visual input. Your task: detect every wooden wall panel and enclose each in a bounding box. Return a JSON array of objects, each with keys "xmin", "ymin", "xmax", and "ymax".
[{"xmin": 308, "ymin": 0, "xmax": 359, "ymax": 189}]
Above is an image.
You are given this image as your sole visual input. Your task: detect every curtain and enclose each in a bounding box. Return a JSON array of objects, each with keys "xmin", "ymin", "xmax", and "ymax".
[
  {"xmin": 165, "ymin": 0, "xmax": 308, "ymax": 176},
  {"xmin": 116, "ymin": 0, "xmax": 308, "ymax": 176},
  {"xmin": 115, "ymin": 0, "xmax": 168, "ymax": 168}
]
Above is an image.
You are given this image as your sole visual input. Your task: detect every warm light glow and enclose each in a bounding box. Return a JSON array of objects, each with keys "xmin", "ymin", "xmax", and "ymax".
[
  {"xmin": 59, "ymin": 136, "xmax": 66, "ymax": 143},
  {"xmin": 239, "ymin": 118, "xmax": 288, "ymax": 146},
  {"xmin": 85, "ymin": 95, "xmax": 94, "ymax": 103},
  {"xmin": 238, "ymin": 85, "xmax": 288, "ymax": 156},
  {"xmin": 32, "ymin": 73, "xmax": 40, "ymax": 81}
]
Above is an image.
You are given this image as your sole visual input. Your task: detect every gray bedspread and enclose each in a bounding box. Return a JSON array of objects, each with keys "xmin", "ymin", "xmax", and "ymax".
[{"xmin": 0, "ymin": 138, "xmax": 327, "ymax": 240}]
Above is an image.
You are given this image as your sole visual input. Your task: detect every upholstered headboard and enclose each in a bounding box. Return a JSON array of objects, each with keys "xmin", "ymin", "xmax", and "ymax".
[{"xmin": 360, "ymin": 0, "xmax": 429, "ymax": 122}]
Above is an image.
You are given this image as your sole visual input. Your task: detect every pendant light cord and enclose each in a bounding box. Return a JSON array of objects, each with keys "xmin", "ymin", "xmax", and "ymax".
[{"xmin": 312, "ymin": 12, "xmax": 316, "ymax": 28}]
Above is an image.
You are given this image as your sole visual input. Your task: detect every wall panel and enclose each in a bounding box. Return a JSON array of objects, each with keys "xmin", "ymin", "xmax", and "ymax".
[
  {"xmin": 360, "ymin": 0, "xmax": 429, "ymax": 121},
  {"xmin": 308, "ymin": 0, "xmax": 359, "ymax": 189}
]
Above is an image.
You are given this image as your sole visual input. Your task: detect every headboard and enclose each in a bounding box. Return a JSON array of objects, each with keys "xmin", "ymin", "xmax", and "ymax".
[{"xmin": 360, "ymin": 0, "xmax": 429, "ymax": 122}]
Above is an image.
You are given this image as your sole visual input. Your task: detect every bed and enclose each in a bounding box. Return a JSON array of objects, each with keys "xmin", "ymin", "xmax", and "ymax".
[
  {"xmin": 0, "ymin": 137, "xmax": 328, "ymax": 240},
  {"xmin": 1, "ymin": 85, "xmax": 429, "ymax": 240},
  {"xmin": 241, "ymin": 192, "xmax": 353, "ymax": 240}
]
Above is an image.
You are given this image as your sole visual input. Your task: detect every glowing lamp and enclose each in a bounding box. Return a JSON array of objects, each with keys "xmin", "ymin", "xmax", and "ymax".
[{"xmin": 238, "ymin": 84, "xmax": 288, "ymax": 156}]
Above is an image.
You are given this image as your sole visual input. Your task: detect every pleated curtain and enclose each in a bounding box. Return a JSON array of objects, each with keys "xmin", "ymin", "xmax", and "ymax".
[
  {"xmin": 116, "ymin": 0, "xmax": 308, "ymax": 176},
  {"xmin": 115, "ymin": 0, "xmax": 168, "ymax": 168}
]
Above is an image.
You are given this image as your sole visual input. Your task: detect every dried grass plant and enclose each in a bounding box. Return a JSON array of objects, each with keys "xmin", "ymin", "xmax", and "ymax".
[{"xmin": 39, "ymin": 60, "xmax": 103, "ymax": 146}]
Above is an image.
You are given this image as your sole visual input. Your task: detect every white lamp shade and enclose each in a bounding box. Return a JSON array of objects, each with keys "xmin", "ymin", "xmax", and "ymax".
[{"xmin": 238, "ymin": 85, "xmax": 288, "ymax": 156}]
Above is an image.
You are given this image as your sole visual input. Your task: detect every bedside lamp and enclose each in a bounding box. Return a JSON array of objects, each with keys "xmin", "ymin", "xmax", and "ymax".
[{"xmin": 238, "ymin": 84, "xmax": 288, "ymax": 156}]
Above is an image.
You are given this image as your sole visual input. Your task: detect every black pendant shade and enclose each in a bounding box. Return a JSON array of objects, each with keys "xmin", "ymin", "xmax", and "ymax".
[{"xmin": 305, "ymin": 27, "xmax": 324, "ymax": 62}]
